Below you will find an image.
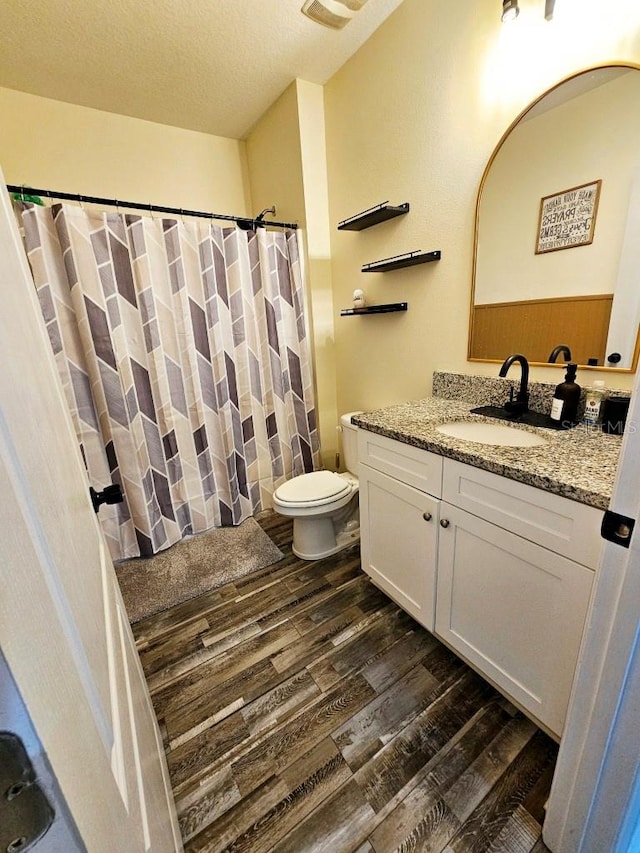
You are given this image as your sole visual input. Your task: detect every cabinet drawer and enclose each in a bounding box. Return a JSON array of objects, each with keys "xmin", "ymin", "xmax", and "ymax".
[
  {"xmin": 443, "ymin": 459, "xmax": 602, "ymax": 569},
  {"xmin": 357, "ymin": 430, "xmax": 443, "ymax": 497}
]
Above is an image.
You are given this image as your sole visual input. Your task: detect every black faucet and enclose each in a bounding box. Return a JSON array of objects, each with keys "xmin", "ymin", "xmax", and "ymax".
[
  {"xmin": 499, "ymin": 353, "xmax": 530, "ymax": 415},
  {"xmin": 548, "ymin": 344, "xmax": 572, "ymax": 363}
]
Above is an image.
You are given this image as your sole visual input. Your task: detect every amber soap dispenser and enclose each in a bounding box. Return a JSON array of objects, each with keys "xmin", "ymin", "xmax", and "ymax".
[{"xmin": 550, "ymin": 362, "xmax": 581, "ymax": 427}]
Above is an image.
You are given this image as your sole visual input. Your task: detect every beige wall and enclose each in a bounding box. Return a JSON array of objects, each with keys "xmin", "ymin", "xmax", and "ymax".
[
  {"xmin": 3, "ymin": 0, "xmax": 640, "ymax": 463},
  {"xmin": 245, "ymin": 83, "xmax": 306, "ymax": 225},
  {"xmin": 477, "ymin": 71, "xmax": 640, "ymax": 305},
  {"xmin": 296, "ymin": 80, "xmax": 338, "ymax": 469},
  {"xmin": 246, "ymin": 81, "xmax": 338, "ymax": 469},
  {"xmin": 0, "ymin": 83, "xmax": 338, "ymax": 469},
  {"xmin": 325, "ymin": 0, "xmax": 640, "ymax": 412},
  {"xmin": 0, "ymin": 87, "xmax": 251, "ymax": 214}
]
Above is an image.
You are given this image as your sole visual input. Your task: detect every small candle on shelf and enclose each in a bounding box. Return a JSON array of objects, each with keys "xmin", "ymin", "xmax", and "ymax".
[{"xmin": 353, "ymin": 289, "xmax": 366, "ymax": 309}]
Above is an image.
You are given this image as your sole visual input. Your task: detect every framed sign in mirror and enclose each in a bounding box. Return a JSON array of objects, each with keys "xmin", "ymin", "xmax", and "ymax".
[{"xmin": 535, "ymin": 180, "xmax": 601, "ymax": 254}]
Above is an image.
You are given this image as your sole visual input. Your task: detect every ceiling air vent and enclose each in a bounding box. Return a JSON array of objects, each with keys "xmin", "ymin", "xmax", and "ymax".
[{"xmin": 301, "ymin": 0, "xmax": 369, "ymax": 29}]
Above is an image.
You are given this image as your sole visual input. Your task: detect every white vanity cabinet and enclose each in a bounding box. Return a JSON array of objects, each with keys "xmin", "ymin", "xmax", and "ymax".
[
  {"xmin": 358, "ymin": 430, "xmax": 443, "ymax": 629},
  {"xmin": 358, "ymin": 430, "xmax": 603, "ymax": 738}
]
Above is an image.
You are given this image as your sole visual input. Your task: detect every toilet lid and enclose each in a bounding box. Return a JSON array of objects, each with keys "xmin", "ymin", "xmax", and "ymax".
[{"xmin": 274, "ymin": 471, "xmax": 351, "ymax": 505}]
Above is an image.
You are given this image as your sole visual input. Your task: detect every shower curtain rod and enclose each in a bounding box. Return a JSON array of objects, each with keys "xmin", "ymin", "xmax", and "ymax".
[{"xmin": 7, "ymin": 184, "xmax": 298, "ymax": 230}]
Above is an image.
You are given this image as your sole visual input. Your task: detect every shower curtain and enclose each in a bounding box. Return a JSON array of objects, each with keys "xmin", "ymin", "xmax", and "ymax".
[{"xmin": 19, "ymin": 203, "xmax": 319, "ymax": 560}]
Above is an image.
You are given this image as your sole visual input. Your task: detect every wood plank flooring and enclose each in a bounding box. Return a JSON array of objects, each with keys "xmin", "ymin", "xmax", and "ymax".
[{"xmin": 133, "ymin": 511, "xmax": 555, "ymax": 853}]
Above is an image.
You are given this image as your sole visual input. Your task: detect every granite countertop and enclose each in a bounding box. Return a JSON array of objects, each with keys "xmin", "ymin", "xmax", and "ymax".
[{"xmin": 352, "ymin": 398, "xmax": 623, "ymax": 510}]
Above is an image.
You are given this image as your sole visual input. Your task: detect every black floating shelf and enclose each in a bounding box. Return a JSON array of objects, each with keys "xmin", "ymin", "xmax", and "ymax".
[
  {"xmin": 340, "ymin": 302, "xmax": 408, "ymax": 317},
  {"xmin": 337, "ymin": 201, "xmax": 410, "ymax": 231},
  {"xmin": 362, "ymin": 250, "xmax": 441, "ymax": 273}
]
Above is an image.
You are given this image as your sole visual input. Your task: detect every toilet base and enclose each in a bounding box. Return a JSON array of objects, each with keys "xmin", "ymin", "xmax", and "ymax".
[{"xmin": 291, "ymin": 515, "xmax": 360, "ymax": 561}]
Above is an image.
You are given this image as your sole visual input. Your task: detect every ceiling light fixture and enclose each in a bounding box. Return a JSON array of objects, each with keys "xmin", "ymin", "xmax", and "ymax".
[
  {"xmin": 501, "ymin": 0, "xmax": 520, "ymax": 22},
  {"xmin": 501, "ymin": 0, "xmax": 557, "ymax": 22}
]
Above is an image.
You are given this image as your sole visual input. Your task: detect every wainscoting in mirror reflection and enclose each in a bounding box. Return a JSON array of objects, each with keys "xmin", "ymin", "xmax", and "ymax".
[
  {"xmin": 469, "ymin": 64, "xmax": 640, "ymax": 372},
  {"xmin": 470, "ymin": 294, "xmax": 612, "ymax": 366}
]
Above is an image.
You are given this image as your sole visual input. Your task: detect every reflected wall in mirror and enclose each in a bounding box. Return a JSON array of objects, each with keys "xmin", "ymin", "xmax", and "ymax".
[{"xmin": 469, "ymin": 65, "xmax": 640, "ymax": 371}]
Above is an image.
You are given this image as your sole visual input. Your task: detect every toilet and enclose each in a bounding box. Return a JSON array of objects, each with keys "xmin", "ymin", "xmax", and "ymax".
[{"xmin": 272, "ymin": 413, "xmax": 361, "ymax": 560}]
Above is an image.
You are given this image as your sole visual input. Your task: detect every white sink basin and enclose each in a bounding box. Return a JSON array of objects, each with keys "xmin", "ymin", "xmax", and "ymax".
[{"xmin": 435, "ymin": 421, "xmax": 548, "ymax": 447}]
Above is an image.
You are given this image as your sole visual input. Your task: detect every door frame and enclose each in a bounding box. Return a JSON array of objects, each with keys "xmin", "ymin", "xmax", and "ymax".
[
  {"xmin": 0, "ymin": 649, "xmax": 86, "ymax": 852},
  {"xmin": 544, "ymin": 366, "xmax": 640, "ymax": 852}
]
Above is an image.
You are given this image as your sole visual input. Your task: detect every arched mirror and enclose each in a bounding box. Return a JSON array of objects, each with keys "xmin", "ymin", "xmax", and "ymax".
[{"xmin": 469, "ymin": 65, "xmax": 640, "ymax": 372}]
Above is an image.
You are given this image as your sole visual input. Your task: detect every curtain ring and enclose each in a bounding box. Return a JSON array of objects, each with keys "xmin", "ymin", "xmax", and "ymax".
[
  {"xmin": 148, "ymin": 202, "xmax": 154, "ymax": 220},
  {"xmin": 78, "ymin": 193, "xmax": 85, "ymax": 209}
]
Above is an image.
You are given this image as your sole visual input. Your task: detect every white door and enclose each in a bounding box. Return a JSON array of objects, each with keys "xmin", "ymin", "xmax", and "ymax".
[
  {"xmin": 0, "ymin": 174, "xmax": 182, "ymax": 851},
  {"xmin": 544, "ymin": 370, "xmax": 640, "ymax": 852}
]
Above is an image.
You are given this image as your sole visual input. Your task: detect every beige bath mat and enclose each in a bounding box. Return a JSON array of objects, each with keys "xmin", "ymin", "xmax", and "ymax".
[{"xmin": 115, "ymin": 517, "xmax": 284, "ymax": 624}]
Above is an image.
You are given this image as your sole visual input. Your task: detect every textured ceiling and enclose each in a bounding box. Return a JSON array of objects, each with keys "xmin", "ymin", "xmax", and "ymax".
[{"xmin": 0, "ymin": 0, "xmax": 404, "ymax": 139}]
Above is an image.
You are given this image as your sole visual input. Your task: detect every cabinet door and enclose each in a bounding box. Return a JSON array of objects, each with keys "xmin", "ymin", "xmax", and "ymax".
[
  {"xmin": 435, "ymin": 503, "xmax": 593, "ymax": 737},
  {"xmin": 359, "ymin": 463, "xmax": 439, "ymax": 630}
]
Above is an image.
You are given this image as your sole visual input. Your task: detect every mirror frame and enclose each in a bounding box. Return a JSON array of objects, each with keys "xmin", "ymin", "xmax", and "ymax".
[{"xmin": 468, "ymin": 62, "xmax": 640, "ymax": 373}]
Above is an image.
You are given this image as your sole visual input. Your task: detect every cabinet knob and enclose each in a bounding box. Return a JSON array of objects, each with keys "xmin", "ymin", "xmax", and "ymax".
[
  {"xmin": 423, "ymin": 512, "xmax": 432, "ymax": 522},
  {"xmin": 440, "ymin": 518, "xmax": 450, "ymax": 529}
]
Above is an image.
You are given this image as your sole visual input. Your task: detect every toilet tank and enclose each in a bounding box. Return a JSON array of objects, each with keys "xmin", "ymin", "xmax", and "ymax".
[{"xmin": 340, "ymin": 412, "xmax": 362, "ymax": 474}]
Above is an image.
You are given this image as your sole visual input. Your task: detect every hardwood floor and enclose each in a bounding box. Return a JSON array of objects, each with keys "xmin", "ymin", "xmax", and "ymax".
[{"xmin": 133, "ymin": 512, "xmax": 556, "ymax": 853}]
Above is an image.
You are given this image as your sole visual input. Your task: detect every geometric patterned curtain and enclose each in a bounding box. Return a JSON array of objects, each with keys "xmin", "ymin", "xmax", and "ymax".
[{"xmin": 18, "ymin": 203, "xmax": 320, "ymax": 560}]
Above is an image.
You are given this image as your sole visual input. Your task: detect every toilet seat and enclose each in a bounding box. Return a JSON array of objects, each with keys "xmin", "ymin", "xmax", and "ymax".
[
  {"xmin": 274, "ymin": 470, "xmax": 352, "ymax": 508},
  {"xmin": 272, "ymin": 413, "xmax": 360, "ymax": 559}
]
